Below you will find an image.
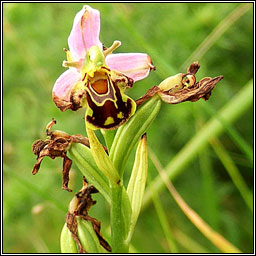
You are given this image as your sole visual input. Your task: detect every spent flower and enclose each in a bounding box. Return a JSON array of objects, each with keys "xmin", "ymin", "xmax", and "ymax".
[{"xmin": 136, "ymin": 62, "xmax": 223, "ymax": 106}]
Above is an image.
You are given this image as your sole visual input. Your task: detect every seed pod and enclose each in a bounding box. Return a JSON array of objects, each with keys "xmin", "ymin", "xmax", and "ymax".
[
  {"xmin": 158, "ymin": 73, "xmax": 183, "ymax": 91},
  {"xmin": 60, "ymin": 223, "xmax": 78, "ymax": 253},
  {"xmin": 76, "ymin": 217, "xmax": 102, "ymax": 253},
  {"xmin": 60, "ymin": 217, "xmax": 104, "ymax": 253}
]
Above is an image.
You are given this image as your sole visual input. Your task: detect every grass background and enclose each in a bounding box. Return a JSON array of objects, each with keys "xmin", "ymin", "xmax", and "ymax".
[{"xmin": 3, "ymin": 2, "xmax": 253, "ymax": 253}]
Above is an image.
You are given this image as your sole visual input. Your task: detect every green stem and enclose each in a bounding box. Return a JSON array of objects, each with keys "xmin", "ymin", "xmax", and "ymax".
[
  {"xmin": 142, "ymin": 79, "xmax": 253, "ymax": 209},
  {"xmin": 110, "ymin": 183, "xmax": 129, "ymax": 253}
]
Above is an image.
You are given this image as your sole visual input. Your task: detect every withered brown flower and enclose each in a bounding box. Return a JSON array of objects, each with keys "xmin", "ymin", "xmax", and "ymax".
[
  {"xmin": 136, "ymin": 62, "xmax": 223, "ymax": 106},
  {"xmin": 32, "ymin": 119, "xmax": 91, "ymax": 192},
  {"xmin": 66, "ymin": 177, "xmax": 111, "ymax": 253}
]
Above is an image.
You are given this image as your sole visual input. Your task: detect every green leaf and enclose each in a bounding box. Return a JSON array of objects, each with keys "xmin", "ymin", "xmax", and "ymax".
[
  {"xmin": 126, "ymin": 134, "xmax": 148, "ymax": 243},
  {"xmin": 110, "ymin": 96, "xmax": 161, "ymax": 176},
  {"xmin": 68, "ymin": 143, "xmax": 111, "ymax": 203}
]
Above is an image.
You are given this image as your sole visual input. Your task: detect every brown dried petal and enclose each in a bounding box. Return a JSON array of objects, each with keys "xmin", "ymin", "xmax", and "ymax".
[
  {"xmin": 32, "ymin": 139, "xmax": 49, "ymax": 157},
  {"xmin": 84, "ymin": 215, "xmax": 112, "ymax": 252},
  {"xmin": 66, "ymin": 212, "xmax": 87, "ymax": 253},
  {"xmin": 62, "ymin": 155, "xmax": 73, "ymax": 192},
  {"xmin": 52, "ymin": 89, "xmax": 84, "ymax": 112},
  {"xmin": 31, "ymin": 119, "xmax": 98, "ymax": 192},
  {"xmin": 32, "ymin": 155, "xmax": 45, "ymax": 175},
  {"xmin": 32, "ymin": 137, "xmax": 73, "ymax": 191},
  {"xmin": 187, "ymin": 61, "xmax": 200, "ymax": 75}
]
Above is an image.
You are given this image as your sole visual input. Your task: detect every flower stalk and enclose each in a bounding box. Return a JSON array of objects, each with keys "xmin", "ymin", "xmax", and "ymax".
[
  {"xmin": 110, "ymin": 183, "xmax": 130, "ymax": 253},
  {"xmin": 31, "ymin": 4, "xmax": 225, "ymax": 254}
]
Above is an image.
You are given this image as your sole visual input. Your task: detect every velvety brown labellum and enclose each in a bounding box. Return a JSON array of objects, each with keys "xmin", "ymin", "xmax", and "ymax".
[{"xmin": 86, "ymin": 75, "xmax": 135, "ymax": 129}]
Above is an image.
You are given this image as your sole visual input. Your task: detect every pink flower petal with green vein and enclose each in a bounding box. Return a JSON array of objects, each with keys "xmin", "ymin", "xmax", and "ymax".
[
  {"xmin": 53, "ymin": 69, "xmax": 81, "ymax": 101},
  {"xmin": 68, "ymin": 5, "xmax": 102, "ymax": 60},
  {"xmin": 105, "ymin": 53, "xmax": 155, "ymax": 82}
]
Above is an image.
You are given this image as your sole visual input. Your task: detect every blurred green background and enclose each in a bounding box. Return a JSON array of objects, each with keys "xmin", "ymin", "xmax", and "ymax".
[{"xmin": 3, "ymin": 2, "xmax": 253, "ymax": 253}]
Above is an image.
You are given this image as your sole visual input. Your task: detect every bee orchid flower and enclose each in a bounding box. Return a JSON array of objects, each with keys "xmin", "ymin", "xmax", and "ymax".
[{"xmin": 52, "ymin": 5, "xmax": 155, "ymax": 130}]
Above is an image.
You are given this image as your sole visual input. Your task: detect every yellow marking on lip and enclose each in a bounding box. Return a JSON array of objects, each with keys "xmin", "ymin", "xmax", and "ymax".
[
  {"xmin": 117, "ymin": 112, "xmax": 124, "ymax": 119},
  {"xmin": 104, "ymin": 117, "xmax": 115, "ymax": 126}
]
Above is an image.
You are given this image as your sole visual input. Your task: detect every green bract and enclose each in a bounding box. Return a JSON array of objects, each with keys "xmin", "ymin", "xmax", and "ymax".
[{"xmin": 127, "ymin": 134, "xmax": 148, "ymax": 243}]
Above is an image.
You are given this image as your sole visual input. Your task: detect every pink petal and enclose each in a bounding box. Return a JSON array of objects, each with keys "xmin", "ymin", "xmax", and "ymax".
[
  {"xmin": 68, "ymin": 6, "xmax": 102, "ymax": 60},
  {"xmin": 105, "ymin": 53, "xmax": 155, "ymax": 82},
  {"xmin": 52, "ymin": 69, "xmax": 81, "ymax": 110}
]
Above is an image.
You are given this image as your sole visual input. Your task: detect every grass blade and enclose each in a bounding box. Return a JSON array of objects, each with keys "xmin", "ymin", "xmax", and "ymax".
[
  {"xmin": 173, "ymin": 228, "xmax": 209, "ymax": 253},
  {"xmin": 148, "ymin": 150, "xmax": 242, "ymax": 253},
  {"xmin": 204, "ymin": 102, "xmax": 253, "ymax": 164},
  {"xmin": 210, "ymin": 138, "xmax": 253, "ymax": 212},
  {"xmin": 180, "ymin": 3, "xmax": 252, "ymax": 70},
  {"xmin": 148, "ymin": 172, "xmax": 179, "ymax": 253}
]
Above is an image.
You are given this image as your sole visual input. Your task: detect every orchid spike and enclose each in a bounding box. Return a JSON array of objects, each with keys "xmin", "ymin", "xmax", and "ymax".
[{"xmin": 52, "ymin": 5, "xmax": 155, "ymax": 130}]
